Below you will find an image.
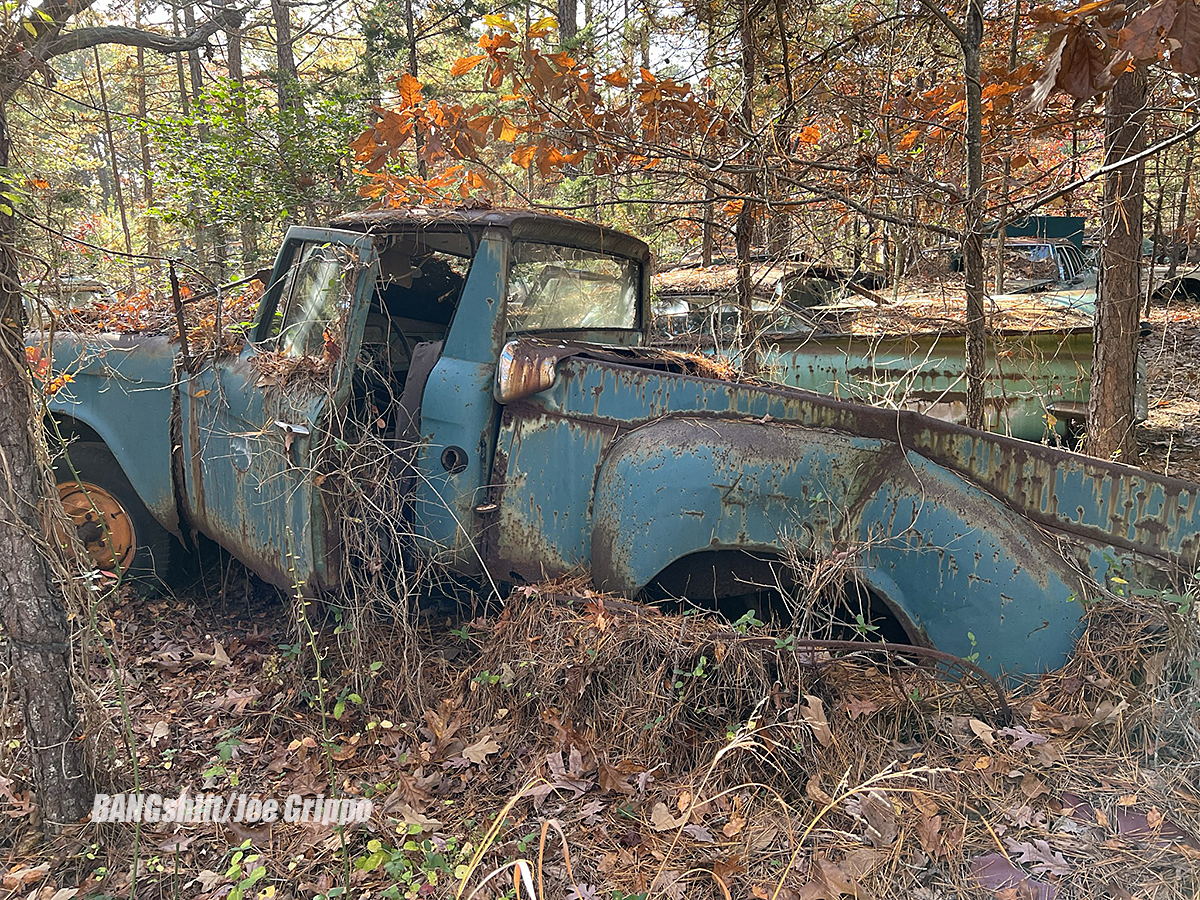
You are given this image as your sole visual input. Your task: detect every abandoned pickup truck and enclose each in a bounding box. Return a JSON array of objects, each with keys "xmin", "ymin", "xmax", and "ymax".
[{"xmin": 37, "ymin": 209, "xmax": 1200, "ymax": 678}]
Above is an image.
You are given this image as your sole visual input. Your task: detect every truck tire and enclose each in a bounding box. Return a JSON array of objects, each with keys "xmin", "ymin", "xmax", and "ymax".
[{"xmin": 52, "ymin": 441, "xmax": 174, "ymax": 584}]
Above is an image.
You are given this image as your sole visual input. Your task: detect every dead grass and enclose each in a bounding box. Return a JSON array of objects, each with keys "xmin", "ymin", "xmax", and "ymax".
[{"xmin": 2, "ymin": 566, "xmax": 1197, "ymax": 900}]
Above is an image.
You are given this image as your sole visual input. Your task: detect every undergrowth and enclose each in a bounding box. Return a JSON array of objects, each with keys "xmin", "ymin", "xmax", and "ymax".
[{"xmin": 1, "ymin": 561, "xmax": 1197, "ymax": 900}]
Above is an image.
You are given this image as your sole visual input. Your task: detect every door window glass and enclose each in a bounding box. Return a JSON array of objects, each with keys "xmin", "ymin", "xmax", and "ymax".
[{"xmin": 272, "ymin": 243, "xmax": 359, "ymax": 357}]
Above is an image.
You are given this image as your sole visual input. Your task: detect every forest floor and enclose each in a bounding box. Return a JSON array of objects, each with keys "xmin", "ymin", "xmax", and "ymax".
[
  {"xmin": 1138, "ymin": 297, "xmax": 1200, "ymax": 482},
  {"xmin": 1, "ymin": 561, "xmax": 1199, "ymax": 900}
]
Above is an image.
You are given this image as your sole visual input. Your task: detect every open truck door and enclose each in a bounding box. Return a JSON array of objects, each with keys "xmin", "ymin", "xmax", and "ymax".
[{"xmin": 178, "ymin": 227, "xmax": 377, "ymax": 590}]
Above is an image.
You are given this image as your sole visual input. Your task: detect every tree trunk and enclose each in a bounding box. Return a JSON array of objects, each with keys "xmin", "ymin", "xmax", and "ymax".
[
  {"xmin": 225, "ymin": 9, "xmax": 258, "ymax": 274},
  {"xmin": 1146, "ymin": 149, "xmax": 1164, "ymax": 315},
  {"xmin": 271, "ymin": 0, "xmax": 298, "ymax": 111},
  {"xmin": 184, "ymin": 3, "xmax": 227, "ymax": 281},
  {"xmin": 1167, "ymin": 120, "xmax": 1194, "ymax": 281},
  {"xmin": 558, "ymin": 0, "xmax": 578, "ymax": 44},
  {"xmin": 272, "ymin": 0, "xmax": 306, "ymax": 219},
  {"xmin": 93, "ymin": 48, "xmax": 135, "ymax": 292},
  {"xmin": 701, "ymin": 11, "xmax": 716, "ymax": 267},
  {"xmin": 173, "ymin": 3, "xmax": 206, "ymax": 269},
  {"xmin": 135, "ymin": 0, "xmax": 158, "ymax": 287},
  {"xmin": 1086, "ymin": 68, "xmax": 1147, "ymax": 462},
  {"xmin": 993, "ymin": 0, "xmax": 1021, "ymax": 296},
  {"xmin": 403, "ymin": 0, "xmax": 428, "ymax": 179},
  {"xmin": 0, "ymin": 107, "xmax": 93, "ymax": 832},
  {"xmin": 736, "ymin": 0, "xmax": 759, "ymax": 375},
  {"xmin": 962, "ymin": 0, "xmax": 987, "ymax": 431}
]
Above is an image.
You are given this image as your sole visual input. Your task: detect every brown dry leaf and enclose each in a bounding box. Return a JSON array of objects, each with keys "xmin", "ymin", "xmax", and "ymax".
[
  {"xmin": 974, "ymin": 755, "xmax": 993, "ymax": 770},
  {"xmin": 814, "ymin": 857, "xmax": 857, "ymax": 896},
  {"xmin": 969, "ymin": 718, "xmax": 996, "ymax": 745},
  {"xmin": 1032, "ymin": 740, "xmax": 1066, "ymax": 767},
  {"xmin": 423, "ymin": 700, "xmax": 463, "ymax": 748},
  {"xmin": 1004, "ymin": 837, "xmax": 1072, "ymax": 876},
  {"xmin": 193, "ymin": 640, "xmax": 232, "ymax": 668},
  {"xmin": 746, "ymin": 821, "xmax": 781, "ymax": 851},
  {"xmin": 1117, "ymin": 0, "xmax": 1178, "ymax": 58},
  {"xmin": 2, "ymin": 864, "xmax": 49, "ymax": 890},
  {"xmin": 845, "ymin": 696, "xmax": 879, "ymax": 720},
  {"xmin": 1030, "ymin": 701, "xmax": 1090, "ymax": 733},
  {"xmin": 912, "ymin": 791, "xmax": 939, "ymax": 818},
  {"xmin": 392, "ymin": 800, "xmax": 442, "ymax": 832},
  {"xmin": 1146, "ymin": 806, "xmax": 1164, "ymax": 828},
  {"xmin": 1091, "ymin": 699, "xmax": 1128, "ymax": 725},
  {"xmin": 157, "ymin": 833, "xmax": 194, "ymax": 852},
  {"xmin": 149, "ymin": 720, "xmax": 170, "ymax": 748},
  {"xmin": 218, "ymin": 686, "xmax": 262, "ymax": 713},
  {"xmin": 917, "ymin": 814, "xmax": 944, "ymax": 859},
  {"xmin": 224, "ymin": 820, "xmax": 272, "ymax": 848},
  {"xmin": 188, "ymin": 870, "xmax": 224, "ymax": 892},
  {"xmin": 651, "ymin": 869, "xmax": 686, "ymax": 900},
  {"xmin": 1118, "ymin": 794, "xmax": 1139, "ymax": 807},
  {"xmin": 463, "ymin": 734, "xmax": 501, "ymax": 765},
  {"xmin": 1057, "ymin": 23, "xmax": 1116, "ymax": 99},
  {"xmin": 712, "ymin": 855, "xmax": 746, "ymax": 882},
  {"xmin": 650, "ymin": 801, "xmax": 683, "ymax": 832},
  {"xmin": 807, "ymin": 774, "xmax": 835, "ymax": 807},
  {"xmin": 1169, "ymin": 0, "xmax": 1200, "ymax": 72},
  {"xmin": 598, "ymin": 760, "xmax": 635, "ymax": 795},
  {"xmin": 1021, "ymin": 773, "xmax": 1049, "ymax": 800},
  {"xmin": 857, "ymin": 790, "xmax": 897, "ymax": 847},
  {"xmin": 841, "ymin": 847, "xmax": 885, "ymax": 879},
  {"xmin": 723, "ymin": 808, "xmax": 746, "ymax": 838},
  {"xmin": 801, "ymin": 695, "xmax": 833, "ymax": 748}
]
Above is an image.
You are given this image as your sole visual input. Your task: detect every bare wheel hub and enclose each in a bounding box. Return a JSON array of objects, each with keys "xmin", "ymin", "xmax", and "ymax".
[{"xmin": 55, "ymin": 480, "xmax": 136, "ymax": 573}]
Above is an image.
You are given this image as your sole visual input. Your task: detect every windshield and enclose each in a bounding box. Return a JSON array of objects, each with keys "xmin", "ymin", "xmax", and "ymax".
[{"xmin": 506, "ymin": 242, "xmax": 640, "ymax": 334}]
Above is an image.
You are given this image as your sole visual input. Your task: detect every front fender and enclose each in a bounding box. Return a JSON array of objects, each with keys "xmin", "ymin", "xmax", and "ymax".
[
  {"xmin": 591, "ymin": 416, "xmax": 1088, "ymax": 676},
  {"xmin": 42, "ymin": 333, "xmax": 180, "ymax": 535}
]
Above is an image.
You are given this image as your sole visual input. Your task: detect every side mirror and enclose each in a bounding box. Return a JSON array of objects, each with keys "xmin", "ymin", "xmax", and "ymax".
[{"xmin": 494, "ymin": 339, "xmax": 562, "ymax": 403}]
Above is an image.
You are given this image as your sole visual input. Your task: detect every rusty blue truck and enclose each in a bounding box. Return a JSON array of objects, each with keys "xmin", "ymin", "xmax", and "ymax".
[{"xmin": 35, "ymin": 208, "xmax": 1200, "ymax": 677}]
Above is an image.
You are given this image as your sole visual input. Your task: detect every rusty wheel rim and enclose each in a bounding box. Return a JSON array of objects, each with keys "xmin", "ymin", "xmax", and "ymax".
[{"xmin": 55, "ymin": 480, "xmax": 136, "ymax": 573}]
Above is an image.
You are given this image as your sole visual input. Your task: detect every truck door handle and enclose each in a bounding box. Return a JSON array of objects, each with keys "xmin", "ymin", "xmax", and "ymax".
[
  {"xmin": 273, "ymin": 421, "xmax": 311, "ymax": 437},
  {"xmin": 273, "ymin": 421, "xmax": 310, "ymax": 466}
]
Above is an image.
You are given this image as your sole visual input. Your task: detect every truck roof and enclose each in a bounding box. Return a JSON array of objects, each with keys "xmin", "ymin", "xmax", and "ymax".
[{"xmin": 331, "ymin": 207, "xmax": 652, "ymax": 266}]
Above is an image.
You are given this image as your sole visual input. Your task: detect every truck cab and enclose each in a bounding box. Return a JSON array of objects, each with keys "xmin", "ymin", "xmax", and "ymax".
[{"xmin": 175, "ymin": 209, "xmax": 651, "ymax": 593}]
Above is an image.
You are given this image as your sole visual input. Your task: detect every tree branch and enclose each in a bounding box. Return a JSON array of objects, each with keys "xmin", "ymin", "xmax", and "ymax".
[
  {"xmin": 39, "ymin": 11, "xmax": 240, "ymax": 63},
  {"xmin": 998, "ymin": 108, "xmax": 1200, "ymax": 224},
  {"xmin": 913, "ymin": 0, "xmax": 968, "ymax": 51}
]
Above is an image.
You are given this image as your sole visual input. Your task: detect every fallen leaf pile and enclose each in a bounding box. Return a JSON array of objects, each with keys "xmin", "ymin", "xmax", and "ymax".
[{"xmin": 0, "ymin": 562, "xmax": 1197, "ymax": 900}]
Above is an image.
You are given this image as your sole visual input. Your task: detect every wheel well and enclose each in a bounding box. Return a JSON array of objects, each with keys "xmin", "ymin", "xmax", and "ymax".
[
  {"xmin": 642, "ymin": 548, "xmax": 919, "ymax": 645},
  {"xmin": 45, "ymin": 414, "xmax": 104, "ymax": 447}
]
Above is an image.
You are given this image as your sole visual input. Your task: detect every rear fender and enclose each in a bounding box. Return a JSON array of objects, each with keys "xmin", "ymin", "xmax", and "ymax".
[{"xmin": 591, "ymin": 417, "xmax": 1089, "ymax": 675}]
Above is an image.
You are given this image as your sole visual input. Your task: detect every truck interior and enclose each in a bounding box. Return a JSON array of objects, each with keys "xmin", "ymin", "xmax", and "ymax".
[{"xmin": 354, "ymin": 232, "xmax": 473, "ymax": 439}]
